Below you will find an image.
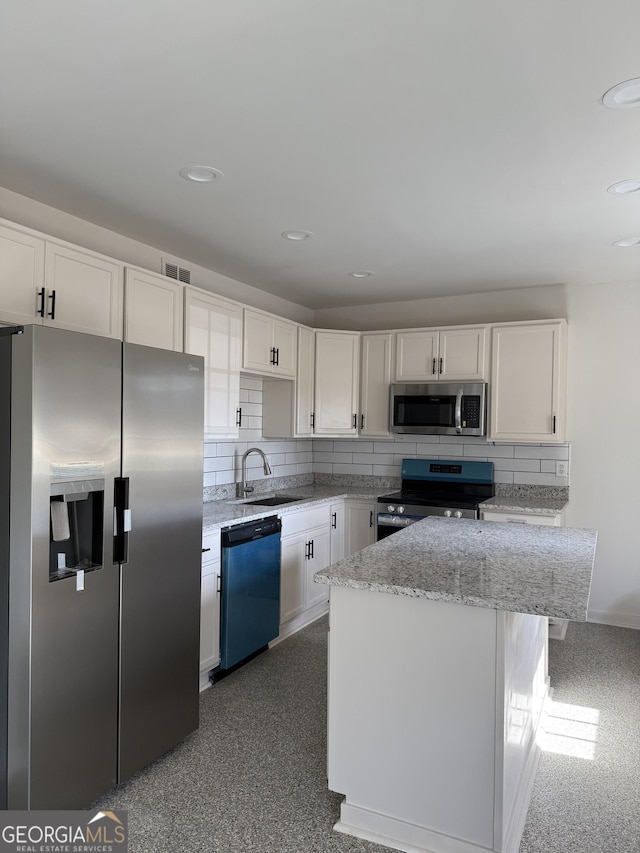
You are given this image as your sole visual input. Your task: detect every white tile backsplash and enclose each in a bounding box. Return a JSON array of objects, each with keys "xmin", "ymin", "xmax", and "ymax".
[{"xmin": 203, "ymin": 378, "xmax": 571, "ymax": 490}]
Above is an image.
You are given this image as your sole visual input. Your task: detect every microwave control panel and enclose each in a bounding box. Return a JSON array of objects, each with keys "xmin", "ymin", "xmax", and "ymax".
[{"xmin": 462, "ymin": 396, "xmax": 481, "ymax": 428}]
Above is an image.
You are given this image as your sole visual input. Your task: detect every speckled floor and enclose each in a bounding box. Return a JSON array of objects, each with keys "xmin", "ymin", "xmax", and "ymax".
[{"xmin": 92, "ymin": 617, "xmax": 640, "ymax": 853}]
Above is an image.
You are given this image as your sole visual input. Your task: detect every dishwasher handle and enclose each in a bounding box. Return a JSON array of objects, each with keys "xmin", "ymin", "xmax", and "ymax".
[{"xmin": 221, "ymin": 515, "xmax": 281, "ymax": 548}]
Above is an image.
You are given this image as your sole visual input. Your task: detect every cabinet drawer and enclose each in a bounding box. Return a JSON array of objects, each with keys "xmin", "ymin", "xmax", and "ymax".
[
  {"xmin": 202, "ymin": 531, "xmax": 221, "ymax": 575},
  {"xmin": 481, "ymin": 511, "xmax": 561, "ymax": 526},
  {"xmin": 280, "ymin": 504, "xmax": 330, "ymax": 538}
]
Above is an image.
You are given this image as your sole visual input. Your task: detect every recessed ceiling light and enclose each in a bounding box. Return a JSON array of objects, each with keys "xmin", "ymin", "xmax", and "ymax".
[
  {"xmin": 602, "ymin": 78, "xmax": 640, "ymax": 109},
  {"xmin": 281, "ymin": 230, "xmax": 314, "ymax": 241},
  {"xmin": 607, "ymin": 179, "xmax": 640, "ymax": 195},
  {"xmin": 612, "ymin": 237, "xmax": 640, "ymax": 247},
  {"xmin": 179, "ymin": 165, "xmax": 223, "ymax": 183},
  {"xmin": 349, "ymin": 270, "xmax": 375, "ymax": 278}
]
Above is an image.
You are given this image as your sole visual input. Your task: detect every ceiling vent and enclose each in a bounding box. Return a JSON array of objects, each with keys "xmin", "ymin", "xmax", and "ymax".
[{"xmin": 162, "ymin": 258, "xmax": 192, "ymax": 285}]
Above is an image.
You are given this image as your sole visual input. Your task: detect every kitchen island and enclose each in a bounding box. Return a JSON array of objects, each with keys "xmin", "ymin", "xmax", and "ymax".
[{"xmin": 315, "ymin": 517, "xmax": 596, "ymax": 853}]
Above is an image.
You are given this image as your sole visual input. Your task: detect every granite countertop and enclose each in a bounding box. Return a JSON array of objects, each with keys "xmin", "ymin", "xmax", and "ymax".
[
  {"xmin": 479, "ymin": 496, "xmax": 568, "ymax": 515},
  {"xmin": 315, "ymin": 516, "xmax": 596, "ymax": 621},
  {"xmin": 202, "ymin": 486, "xmax": 380, "ymax": 533}
]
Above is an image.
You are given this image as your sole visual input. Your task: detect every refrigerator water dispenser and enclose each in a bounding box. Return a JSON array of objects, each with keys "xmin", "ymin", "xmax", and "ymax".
[{"xmin": 49, "ymin": 478, "xmax": 104, "ymax": 582}]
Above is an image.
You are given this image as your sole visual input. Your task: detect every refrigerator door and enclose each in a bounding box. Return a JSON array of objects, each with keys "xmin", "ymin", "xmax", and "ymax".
[
  {"xmin": 7, "ymin": 326, "xmax": 122, "ymax": 809},
  {"xmin": 118, "ymin": 343, "xmax": 204, "ymax": 782}
]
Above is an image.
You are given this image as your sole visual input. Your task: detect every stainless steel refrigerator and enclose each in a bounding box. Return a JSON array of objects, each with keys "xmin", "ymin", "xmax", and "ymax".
[{"xmin": 0, "ymin": 324, "xmax": 204, "ymax": 809}]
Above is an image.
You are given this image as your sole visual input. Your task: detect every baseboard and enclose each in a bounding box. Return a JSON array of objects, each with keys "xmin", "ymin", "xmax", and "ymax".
[
  {"xmin": 270, "ymin": 601, "xmax": 329, "ymax": 646},
  {"xmin": 587, "ymin": 609, "xmax": 640, "ymax": 630}
]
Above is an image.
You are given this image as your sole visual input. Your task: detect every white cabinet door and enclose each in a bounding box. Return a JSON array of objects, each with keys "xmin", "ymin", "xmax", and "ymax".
[
  {"xmin": 272, "ymin": 317, "xmax": 297, "ymax": 377},
  {"xmin": 295, "ymin": 325, "xmax": 315, "ymax": 435},
  {"xmin": 345, "ymin": 500, "xmax": 376, "ymax": 556},
  {"xmin": 0, "ymin": 222, "xmax": 46, "ymax": 326},
  {"xmin": 439, "ymin": 327, "xmax": 486, "ymax": 381},
  {"xmin": 124, "ymin": 267, "xmax": 183, "ymax": 351},
  {"xmin": 305, "ymin": 528, "xmax": 331, "ymax": 610},
  {"xmin": 280, "ymin": 533, "xmax": 307, "ymax": 625},
  {"xmin": 395, "ymin": 327, "xmax": 486, "ymax": 382},
  {"xmin": 359, "ymin": 332, "xmax": 392, "ymax": 436},
  {"xmin": 243, "ymin": 308, "xmax": 297, "ymax": 378},
  {"xmin": 314, "ymin": 331, "xmax": 360, "ymax": 435},
  {"xmin": 330, "ymin": 501, "xmax": 345, "ymax": 564},
  {"xmin": 184, "ymin": 286, "xmax": 242, "ymax": 439},
  {"xmin": 200, "ymin": 531, "xmax": 221, "ymax": 677},
  {"xmin": 489, "ymin": 321, "xmax": 567, "ymax": 443},
  {"xmin": 44, "ymin": 241, "xmax": 123, "ymax": 338},
  {"xmin": 395, "ymin": 330, "xmax": 439, "ymax": 381}
]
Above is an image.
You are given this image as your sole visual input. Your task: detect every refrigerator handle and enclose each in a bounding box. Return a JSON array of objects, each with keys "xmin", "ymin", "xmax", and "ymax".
[{"xmin": 113, "ymin": 477, "xmax": 130, "ymax": 564}]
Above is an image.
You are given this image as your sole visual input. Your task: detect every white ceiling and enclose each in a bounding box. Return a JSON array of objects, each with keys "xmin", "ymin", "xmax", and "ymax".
[{"xmin": 1, "ymin": 0, "xmax": 639, "ymax": 310}]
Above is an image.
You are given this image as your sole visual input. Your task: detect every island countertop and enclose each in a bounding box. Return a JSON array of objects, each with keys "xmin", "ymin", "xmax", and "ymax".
[{"xmin": 315, "ymin": 516, "xmax": 596, "ymax": 621}]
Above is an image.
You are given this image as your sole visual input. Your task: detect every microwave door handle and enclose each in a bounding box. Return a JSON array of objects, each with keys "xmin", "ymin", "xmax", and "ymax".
[{"xmin": 455, "ymin": 388, "xmax": 463, "ymax": 434}]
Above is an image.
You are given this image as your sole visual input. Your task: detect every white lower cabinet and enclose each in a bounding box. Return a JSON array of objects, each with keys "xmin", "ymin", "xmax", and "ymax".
[
  {"xmin": 345, "ymin": 500, "xmax": 376, "ymax": 556},
  {"xmin": 200, "ymin": 531, "xmax": 221, "ymax": 690},
  {"xmin": 330, "ymin": 501, "xmax": 346, "ymax": 564},
  {"xmin": 279, "ymin": 505, "xmax": 332, "ymax": 636}
]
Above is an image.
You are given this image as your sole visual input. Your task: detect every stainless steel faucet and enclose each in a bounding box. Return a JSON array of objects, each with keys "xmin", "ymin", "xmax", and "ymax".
[{"xmin": 238, "ymin": 447, "xmax": 272, "ymax": 497}]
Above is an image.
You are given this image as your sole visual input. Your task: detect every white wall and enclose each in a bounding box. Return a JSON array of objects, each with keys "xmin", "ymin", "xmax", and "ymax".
[
  {"xmin": 0, "ymin": 187, "xmax": 314, "ymax": 325},
  {"xmin": 564, "ymin": 282, "xmax": 640, "ymax": 628}
]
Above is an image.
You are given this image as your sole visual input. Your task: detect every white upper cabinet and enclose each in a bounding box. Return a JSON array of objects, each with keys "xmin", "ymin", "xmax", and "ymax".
[
  {"xmin": 295, "ymin": 325, "xmax": 316, "ymax": 436},
  {"xmin": 242, "ymin": 308, "xmax": 297, "ymax": 378},
  {"xmin": 44, "ymin": 241, "xmax": 123, "ymax": 338},
  {"xmin": 184, "ymin": 287, "xmax": 242, "ymax": 440},
  {"xmin": 0, "ymin": 222, "xmax": 46, "ymax": 325},
  {"xmin": 124, "ymin": 267, "xmax": 183, "ymax": 351},
  {"xmin": 489, "ymin": 320, "xmax": 567, "ymax": 443},
  {"xmin": 0, "ymin": 221, "xmax": 123, "ymax": 338},
  {"xmin": 395, "ymin": 326, "xmax": 487, "ymax": 382},
  {"xmin": 359, "ymin": 332, "xmax": 392, "ymax": 436},
  {"xmin": 314, "ymin": 330, "xmax": 360, "ymax": 435}
]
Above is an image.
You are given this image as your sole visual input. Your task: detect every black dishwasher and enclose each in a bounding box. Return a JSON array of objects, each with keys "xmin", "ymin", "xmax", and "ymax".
[{"xmin": 218, "ymin": 515, "xmax": 282, "ymax": 672}]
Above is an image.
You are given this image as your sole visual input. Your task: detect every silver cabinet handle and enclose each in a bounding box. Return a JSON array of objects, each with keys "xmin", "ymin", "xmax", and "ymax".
[{"xmin": 455, "ymin": 387, "xmax": 463, "ymax": 434}]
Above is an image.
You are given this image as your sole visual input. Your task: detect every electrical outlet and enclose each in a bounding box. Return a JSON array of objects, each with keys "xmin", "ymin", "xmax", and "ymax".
[{"xmin": 556, "ymin": 461, "xmax": 568, "ymax": 477}]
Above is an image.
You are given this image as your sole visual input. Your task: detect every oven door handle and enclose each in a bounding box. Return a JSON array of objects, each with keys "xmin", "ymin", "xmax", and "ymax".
[{"xmin": 455, "ymin": 387, "xmax": 463, "ymax": 434}]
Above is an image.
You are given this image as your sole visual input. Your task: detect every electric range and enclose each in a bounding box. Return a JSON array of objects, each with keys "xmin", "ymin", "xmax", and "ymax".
[{"xmin": 376, "ymin": 458, "xmax": 495, "ymax": 540}]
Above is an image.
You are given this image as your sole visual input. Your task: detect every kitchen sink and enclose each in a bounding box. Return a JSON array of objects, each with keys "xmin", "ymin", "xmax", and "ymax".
[{"xmin": 242, "ymin": 495, "xmax": 304, "ymax": 507}]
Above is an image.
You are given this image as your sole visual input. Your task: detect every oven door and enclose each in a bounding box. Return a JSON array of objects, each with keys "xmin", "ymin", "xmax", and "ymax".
[{"xmin": 376, "ymin": 512, "xmax": 423, "ymax": 541}]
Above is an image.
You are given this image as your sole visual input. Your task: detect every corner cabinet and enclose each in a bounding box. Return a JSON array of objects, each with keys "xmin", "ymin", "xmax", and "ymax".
[
  {"xmin": 314, "ymin": 330, "xmax": 360, "ymax": 435},
  {"xmin": 124, "ymin": 267, "xmax": 183, "ymax": 351},
  {"xmin": 184, "ymin": 287, "xmax": 242, "ymax": 440},
  {"xmin": 489, "ymin": 320, "xmax": 567, "ymax": 443},
  {"xmin": 345, "ymin": 500, "xmax": 376, "ymax": 555},
  {"xmin": 242, "ymin": 308, "xmax": 297, "ymax": 378},
  {"xmin": 359, "ymin": 332, "xmax": 393, "ymax": 437},
  {"xmin": 395, "ymin": 326, "xmax": 487, "ymax": 382}
]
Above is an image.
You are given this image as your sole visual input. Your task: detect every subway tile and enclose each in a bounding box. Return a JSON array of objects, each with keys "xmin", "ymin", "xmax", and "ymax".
[
  {"xmin": 374, "ymin": 441, "xmax": 417, "ymax": 454},
  {"xmin": 239, "ymin": 389, "xmax": 250, "ymax": 404},
  {"xmin": 333, "ymin": 463, "xmax": 374, "ymax": 476},
  {"xmin": 414, "ymin": 439, "xmax": 442, "ymax": 455},
  {"xmin": 312, "ymin": 462, "xmax": 333, "ymax": 474},
  {"xmin": 461, "ymin": 456, "xmax": 488, "ymax": 462},
  {"xmin": 313, "ymin": 452, "xmax": 353, "ymax": 464},
  {"xmin": 333, "ymin": 440, "xmax": 374, "ymax": 453},
  {"xmin": 352, "ymin": 453, "xmax": 394, "ymax": 465},
  {"xmin": 540, "ymin": 460, "xmax": 557, "ymax": 473},
  {"xmin": 312, "ymin": 439, "xmax": 334, "ymax": 451},
  {"xmin": 296, "ymin": 462, "xmax": 313, "ymax": 474},
  {"xmin": 203, "ymin": 442, "xmax": 218, "ymax": 458},
  {"xmin": 432, "ymin": 444, "xmax": 464, "ymax": 457},
  {"xmin": 373, "ymin": 464, "xmax": 400, "ymax": 476},
  {"xmin": 204, "ymin": 455, "xmax": 234, "ymax": 473},
  {"xmin": 272, "ymin": 463, "xmax": 298, "ymax": 477},
  {"xmin": 239, "ymin": 401, "xmax": 262, "ymax": 418},
  {"xmin": 247, "ymin": 390, "xmax": 262, "ymax": 403},
  {"xmin": 216, "ymin": 470, "xmax": 236, "ymax": 486},
  {"xmin": 492, "ymin": 459, "xmax": 540, "ymax": 472},
  {"xmin": 240, "ymin": 376, "xmax": 263, "ymax": 392},
  {"xmin": 472, "ymin": 444, "xmax": 514, "ymax": 458},
  {"xmin": 514, "ymin": 444, "xmax": 570, "ymax": 460},
  {"xmin": 240, "ymin": 429, "xmax": 262, "ymax": 442},
  {"xmin": 456, "ymin": 436, "xmax": 487, "ymax": 445},
  {"xmin": 514, "ymin": 472, "xmax": 568, "ymax": 487},
  {"xmin": 493, "ymin": 471, "xmax": 515, "ymax": 485},
  {"xmin": 203, "ymin": 471, "xmax": 217, "ymax": 488}
]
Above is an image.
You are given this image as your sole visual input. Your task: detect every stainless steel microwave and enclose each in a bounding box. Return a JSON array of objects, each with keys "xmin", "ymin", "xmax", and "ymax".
[{"xmin": 390, "ymin": 382, "xmax": 487, "ymax": 436}]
